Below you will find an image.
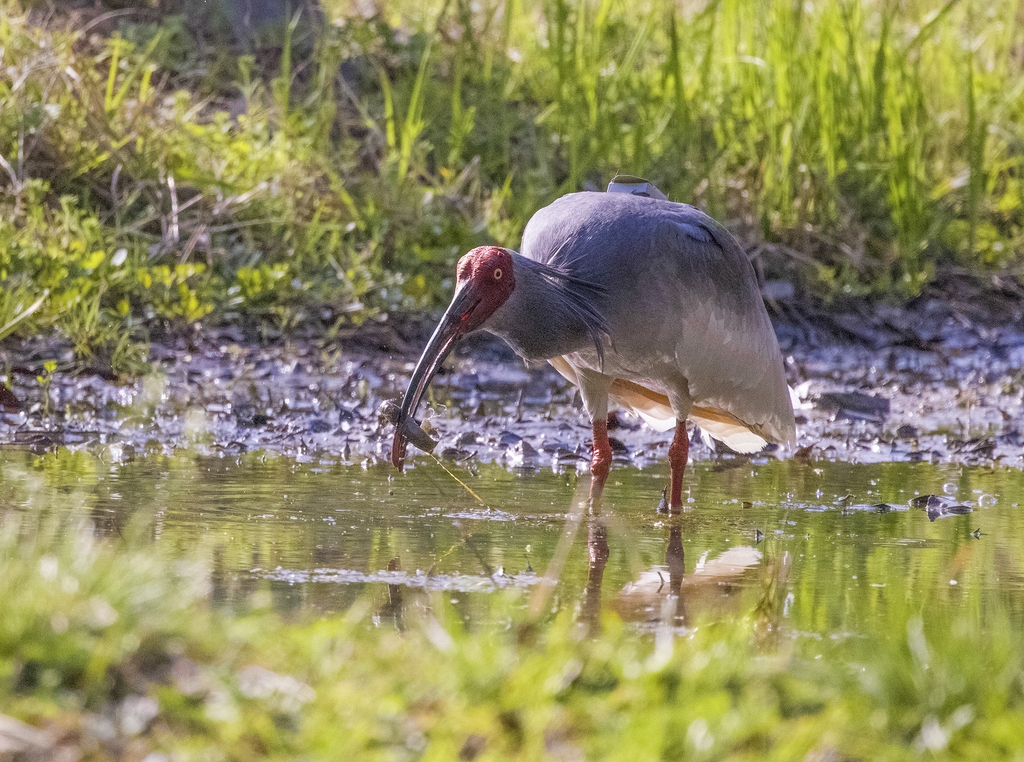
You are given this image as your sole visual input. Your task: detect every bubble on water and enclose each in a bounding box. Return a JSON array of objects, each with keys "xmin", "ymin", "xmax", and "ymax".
[
  {"xmin": 943, "ymin": 482, "xmax": 958, "ymax": 496},
  {"xmin": 977, "ymin": 494, "xmax": 997, "ymax": 508}
]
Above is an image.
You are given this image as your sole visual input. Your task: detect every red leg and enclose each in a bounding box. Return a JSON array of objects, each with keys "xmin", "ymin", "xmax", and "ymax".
[
  {"xmin": 668, "ymin": 420, "xmax": 689, "ymax": 510},
  {"xmin": 589, "ymin": 418, "xmax": 612, "ymax": 502}
]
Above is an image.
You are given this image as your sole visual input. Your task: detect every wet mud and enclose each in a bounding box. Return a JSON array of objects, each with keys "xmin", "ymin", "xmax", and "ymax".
[{"xmin": 1, "ymin": 298, "xmax": 1022, "ymax": 469}]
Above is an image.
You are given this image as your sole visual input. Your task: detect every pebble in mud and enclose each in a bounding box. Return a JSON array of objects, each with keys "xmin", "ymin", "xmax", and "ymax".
[
  {"xmin": 0, "ymin": 385, "xmax": 21, "ymax": 410},
  {"xmin": 505, "ymin": 439, "xmax": 539, "ymax": 468},
  {"xmin": 540, "ymin": 439, "xmax": 581, "ymax": 461},
  {"xmin": 508, "ymin": 439, "xmax": 539, "ymax": 458},
  {"xmin": 440, "ymin": 447, "xmax": 473, "ymax": 461},
  {"xmin": 498, "ymin": 431, "xmax": 523, "ymax": 448},
  {"xmin": 815, "ymin": 391, "xmax": 891, "ymax": 421},
  {"xmin": 608, "ymin": 437, "xmax": 630, "ymax": 455},
  {"xmin": 455, "ymin": 431, "xmax": 479, "ymax": 446}
]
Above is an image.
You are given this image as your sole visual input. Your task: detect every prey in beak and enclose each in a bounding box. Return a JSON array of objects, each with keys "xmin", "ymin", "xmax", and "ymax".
[
  {"xmin": 389, "ymin": 247, "xmax": 516, "ymax": 470},
  {"xmin": 379, "ymin": 400, "xmax": 437, "ymax": 455}
]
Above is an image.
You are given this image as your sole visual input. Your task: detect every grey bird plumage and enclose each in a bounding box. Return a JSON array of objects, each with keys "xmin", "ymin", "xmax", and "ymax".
[{"xmin": 484, "ymin": 192, "xmax": 796, "ymax": 450}]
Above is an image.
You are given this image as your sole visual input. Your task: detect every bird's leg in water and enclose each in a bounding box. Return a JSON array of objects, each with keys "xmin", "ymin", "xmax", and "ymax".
[
  {"xmin": 589, "ymin": 418, "xmax": 613, "ymax": 502},
  {"xmin": 668, "ymin": 420, "xmax": 690, "ymax": 509}
]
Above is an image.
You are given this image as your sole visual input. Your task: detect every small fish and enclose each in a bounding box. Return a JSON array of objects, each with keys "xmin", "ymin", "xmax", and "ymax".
[{"xmin": 379, "ymin": 400, "xmax": 438, "ymax": 453}]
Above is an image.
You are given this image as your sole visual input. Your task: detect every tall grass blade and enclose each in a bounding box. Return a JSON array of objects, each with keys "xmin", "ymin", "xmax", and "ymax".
[{"xmin": 0, "ymin": 291, "xmax": 47, "ymax": 342}]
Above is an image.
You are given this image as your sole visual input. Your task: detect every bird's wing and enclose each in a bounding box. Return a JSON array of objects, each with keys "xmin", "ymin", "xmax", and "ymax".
[
  {"xmin": 548, "ymin": 357, "xmax": 773, "ymax": 453},
  {"xmin": 644, "ymin": 208, "xmax": 797, "ymax": 446}
]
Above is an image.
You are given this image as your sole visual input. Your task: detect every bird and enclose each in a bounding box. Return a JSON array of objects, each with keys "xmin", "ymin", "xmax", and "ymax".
[{"xmin": 389, "ymin": 183, "xmax": 796, "ymax": 510}]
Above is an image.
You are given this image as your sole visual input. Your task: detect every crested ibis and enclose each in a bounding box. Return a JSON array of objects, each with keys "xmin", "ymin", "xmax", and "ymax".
[{"xmin": 389, "ymin": 180, "xmax": 796, "ymax": 508}]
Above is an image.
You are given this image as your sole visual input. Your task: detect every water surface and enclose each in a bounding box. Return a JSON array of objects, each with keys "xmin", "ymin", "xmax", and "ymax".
[{"xmin": 2, "ymin": 451, "xmax": 1021, "ymax": 636}]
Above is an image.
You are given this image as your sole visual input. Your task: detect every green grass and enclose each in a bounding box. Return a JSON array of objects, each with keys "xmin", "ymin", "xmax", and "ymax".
[
  {"xmin": 1, "ymin": 0, "xmax": 1022, "ymax": 372},
  {"xmin": 2, "ymin": 499, "xmax": 1024, "ymax": 760}
]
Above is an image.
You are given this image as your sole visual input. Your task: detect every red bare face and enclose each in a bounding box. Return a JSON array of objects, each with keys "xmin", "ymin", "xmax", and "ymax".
[{"xmin": 454, "ymin": 246, "xmax": 516, "ymax": 332}]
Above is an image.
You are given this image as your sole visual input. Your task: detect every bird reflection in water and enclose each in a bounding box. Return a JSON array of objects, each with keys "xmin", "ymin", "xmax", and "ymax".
[
  {"xmin": 371, "ymin": 483, "xmax": 779, "ymax": 637},
  {"xmin": 579, "ymin": 505, "xmax": 766, "ymax": 636},
  {"xmin": 561, "ymin": 471, "xmax": 774, "ymax": 636}
]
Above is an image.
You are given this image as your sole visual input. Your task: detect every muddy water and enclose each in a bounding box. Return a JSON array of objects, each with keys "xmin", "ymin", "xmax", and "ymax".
[{"xmin": 3, "ymin": 450, "xmax": 1022, "ymax": 636}]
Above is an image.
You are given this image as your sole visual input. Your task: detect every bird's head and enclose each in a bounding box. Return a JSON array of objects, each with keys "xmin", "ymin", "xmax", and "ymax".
[
  {"xmin": 391, "ymin": 246, "xmax": 515, "ymax": 469},
  {"xmin": 453, "ymin": 246, "xmax": 516, "ymax": 332}
]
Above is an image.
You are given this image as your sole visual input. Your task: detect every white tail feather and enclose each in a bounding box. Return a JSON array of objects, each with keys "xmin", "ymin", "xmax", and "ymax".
[
  {"xmin": 688, "ymin": 414, "xmax": 767, "ymax": 453},
  {"xmin": 549, "ymin": 356, "xmax": 769, "ymax": 453}
]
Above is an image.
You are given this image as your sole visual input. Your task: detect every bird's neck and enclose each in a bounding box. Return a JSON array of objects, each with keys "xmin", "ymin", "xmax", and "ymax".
[{"xmin": 484, "ymin": 253, "xmax": 607, "ymax": 361}]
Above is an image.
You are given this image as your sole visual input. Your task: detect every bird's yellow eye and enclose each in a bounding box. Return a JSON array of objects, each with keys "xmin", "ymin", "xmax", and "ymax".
[{"xmin": 493, "ymin": 268, "xmax": 503, "ymax": 280}]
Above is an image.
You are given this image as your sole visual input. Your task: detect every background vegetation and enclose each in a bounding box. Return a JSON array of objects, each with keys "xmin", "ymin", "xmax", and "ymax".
[{"xmin": 1, "ymin": 0, "xmax": 1022, "ymax": 371}]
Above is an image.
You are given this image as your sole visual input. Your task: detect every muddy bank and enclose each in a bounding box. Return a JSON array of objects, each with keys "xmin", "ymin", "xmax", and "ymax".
[{"xmin": 0, "ymin": 297, "xmax": 1022, "ymax": 469}]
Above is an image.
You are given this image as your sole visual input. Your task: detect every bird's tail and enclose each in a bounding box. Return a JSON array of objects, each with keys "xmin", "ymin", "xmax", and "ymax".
[{"xmin": 548, "ymin": 356, "xmax": 770, "ymax": 454}]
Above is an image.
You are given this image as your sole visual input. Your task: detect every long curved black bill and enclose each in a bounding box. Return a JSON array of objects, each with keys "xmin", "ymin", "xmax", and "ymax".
[{"xmin": 391, "ymin": 283, "xmax": 479, "ymax": 469}]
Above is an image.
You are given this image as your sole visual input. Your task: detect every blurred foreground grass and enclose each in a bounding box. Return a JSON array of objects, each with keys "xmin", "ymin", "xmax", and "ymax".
[
  {"xmin": 2, "ymin": 506, "xmax": 1024, "ymax": 760},
  {"xmin": 1, "ymin": 0, "xmax": 1022, "ymax": 372}
]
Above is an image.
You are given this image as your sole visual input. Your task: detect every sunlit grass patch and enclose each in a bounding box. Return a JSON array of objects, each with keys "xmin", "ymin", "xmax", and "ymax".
[
  {"xmin": 1, "ymin": 0, "xmax": 1022, "ymax": 372},
  {"xmin": 1, "ymin": 490, "xmax": 1023, "ymax": 760}
]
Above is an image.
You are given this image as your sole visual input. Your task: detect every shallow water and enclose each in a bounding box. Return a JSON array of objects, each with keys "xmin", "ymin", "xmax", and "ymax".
[{"xmin": 3, "ymin": 450, "xmax": 1022, "ymax": 637}]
